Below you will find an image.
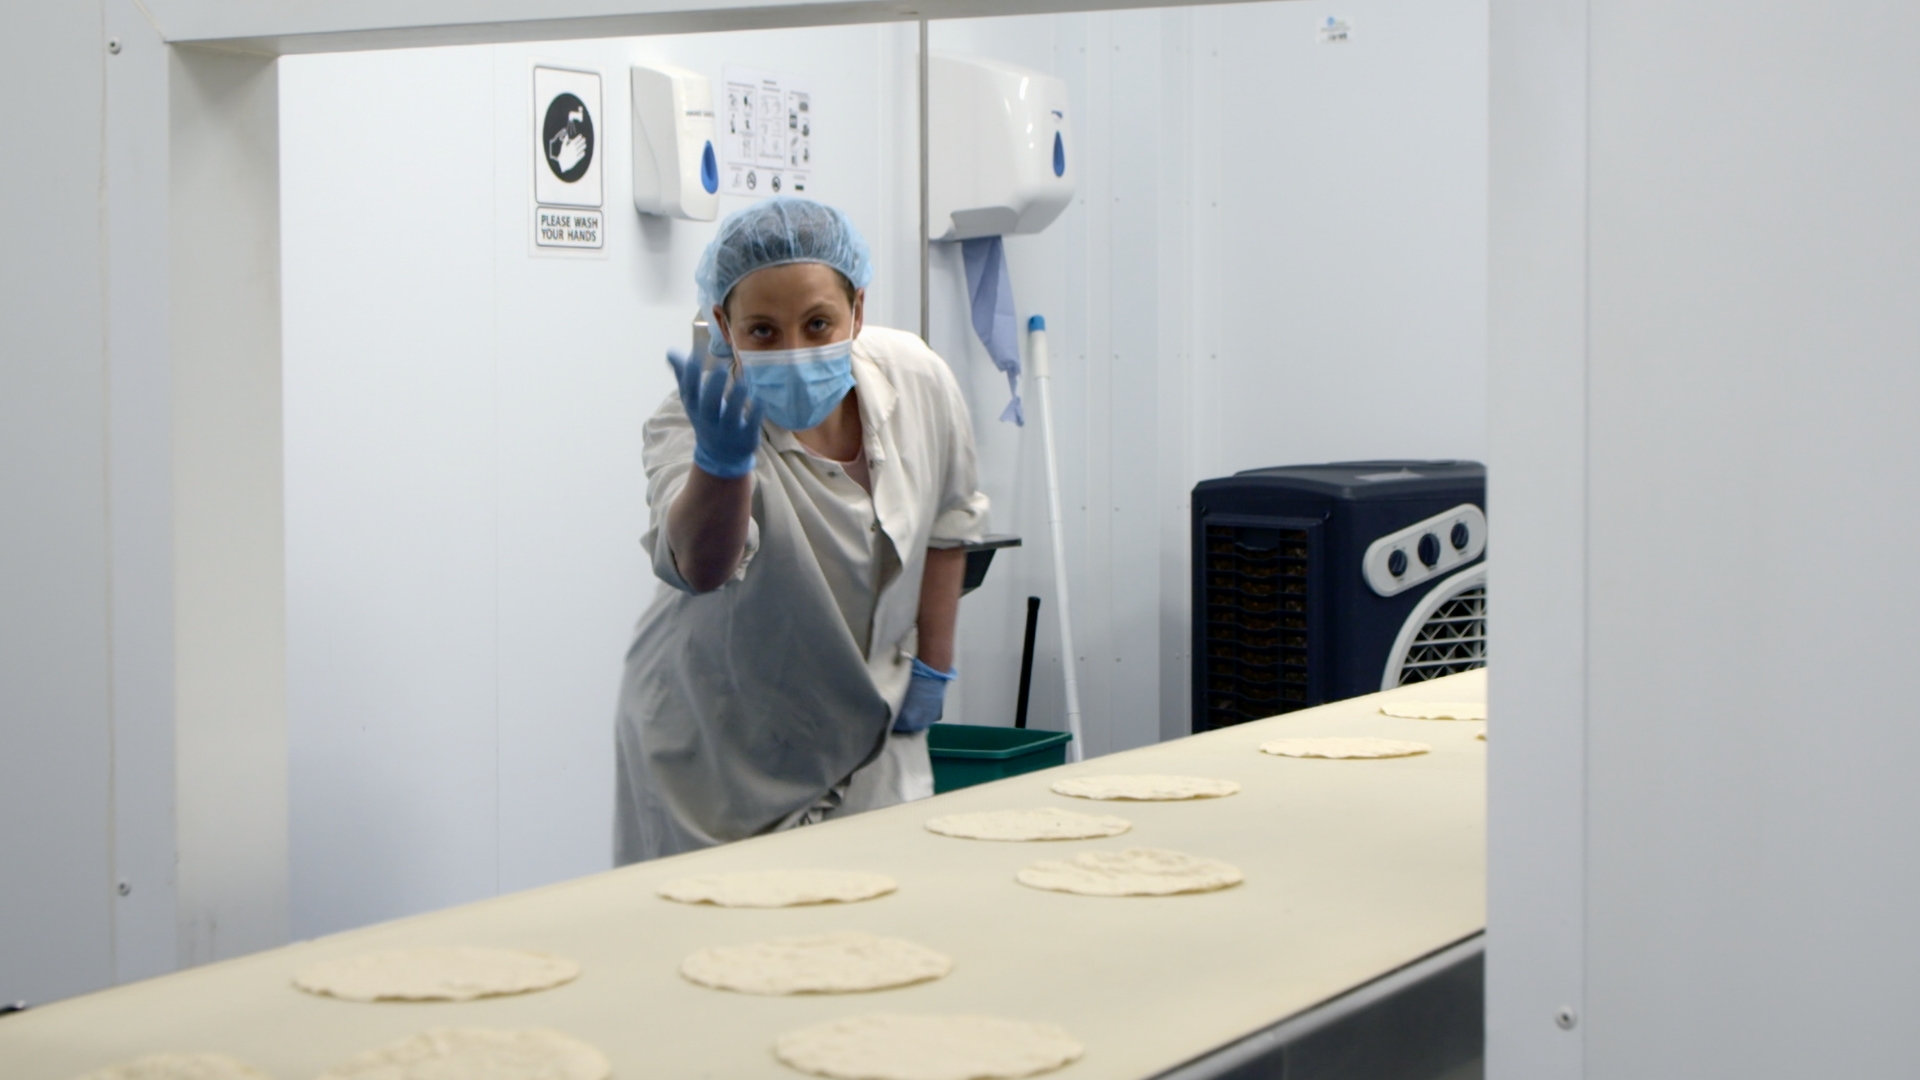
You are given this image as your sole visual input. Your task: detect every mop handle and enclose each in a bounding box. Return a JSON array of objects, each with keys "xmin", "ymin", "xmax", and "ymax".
[{"xmin": 1028, "ymin": 316, "xmax": 1085, "ymax": 761}]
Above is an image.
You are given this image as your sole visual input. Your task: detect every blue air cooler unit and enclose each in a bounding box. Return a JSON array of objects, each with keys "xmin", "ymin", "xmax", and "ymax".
[{"xmin": 1191, "ymin": 461, "xmax": 1487, "ymax": 732}]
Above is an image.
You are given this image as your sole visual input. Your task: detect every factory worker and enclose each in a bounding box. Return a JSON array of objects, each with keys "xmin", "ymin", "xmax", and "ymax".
[{"xmin": 614, "ymin": 198, "xmax": 989, "ymax": 864}]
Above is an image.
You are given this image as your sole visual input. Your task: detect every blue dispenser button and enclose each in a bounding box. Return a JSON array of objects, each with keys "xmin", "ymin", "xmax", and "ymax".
[
  {"xmin": 700, "ymin": 141, "xmax": 719, "ymax": 194},
  {"xmin": 1052, "ymin": 132, "xmax": 1065, "ymax": 177}
]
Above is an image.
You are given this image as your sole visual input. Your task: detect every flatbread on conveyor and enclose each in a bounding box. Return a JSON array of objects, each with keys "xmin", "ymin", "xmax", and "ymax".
[
  {"xmin": 925, "ymin": 807, "xmax": 1130, "ymax": 841},
  {"xmin": 1016, "ymin": 847, "xmax": 1244, "ymax": 897},
  {"xmin": 775, "ymin": 1013, "xmax": 1084, "ymax": 1080},
  {"xmin": 1378, "ymin": 700, "xmax": 1487, "ymax": 721},
  {"xmin": 291, "ymin": 946, "xmax": 578, "ymax": 1002},
  {"xmin": 681, "ymin": 932, "xmax": 952, "ymax": 995},
  {"xmin": 657, "ymin": 869, "xmax": 897, "ymax": 908},
  {"xmin": 1259, "ymin": 737, "xmax": 1431, "ymax": 759},
  {"xmin": 316, "ymin": 1027, "xmax": 609, "ymax": 1080},
  {"xmin": 1050, "ymin": 774, "xmax": 1240, "ymax": 801},
  {"xmin": 71, "ymin": 1053, "xmax": 272, "ymax": 1080}
]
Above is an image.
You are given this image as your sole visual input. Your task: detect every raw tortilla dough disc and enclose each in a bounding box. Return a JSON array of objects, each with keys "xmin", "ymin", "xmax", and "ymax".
[
  {"xmin": 681, "ymin": 931, "xmax": 952, "ymax": 995},
  {"xmin": 73, "ymin": 1053, "xmax": 272, "ymax": 1080},
  {"xmin": 1259, "ymin": 736, "xmax": 1431, "ymax": 759},
  {"xmin": 317, "ymin": 1028, "xmax": 609, "ymax": 1080},
  {"xmin": 1378, "ymin": 700, "xmax": 1487, "ymax": 721},
  {"xmin": 657, "ymin": 869, "xmax": 897, "ymax": 908},
  {"xmin": 775, "ymin": 1013, "xmax": 1084, "ymax": 1080},
  {"xmin": 291, "ymin": 946, "xmax": 579, "ymax": 1002},
  {"xmin": 1016, "ymin": 847, "xmax": 1244, "ymax": 897},
  {"xmin": 925, "ymin": 807, "xmax": 1130, "ymax": 841},
  {"xmin": 1050, "ymin": 774, "xmax": 1240, "ymax": 801}
]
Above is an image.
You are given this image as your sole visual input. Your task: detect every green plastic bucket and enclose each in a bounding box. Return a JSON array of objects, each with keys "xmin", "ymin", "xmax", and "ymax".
[{"xmin": 926, "ymin": 724, "xmax": 1073, "ymax": 794}]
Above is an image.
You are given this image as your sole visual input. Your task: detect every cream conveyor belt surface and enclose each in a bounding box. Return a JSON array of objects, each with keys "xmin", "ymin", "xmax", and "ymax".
[{"xmin": 0, "ymin": 671, "xmax": 1487, "ymax": 1079}]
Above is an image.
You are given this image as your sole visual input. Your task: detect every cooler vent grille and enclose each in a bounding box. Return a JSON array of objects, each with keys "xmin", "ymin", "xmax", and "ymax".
[
  {"xmin": 1201, "ymin": 524, "xmax": 1309, "ymax": 728},
  {"xmin": 1396, "ymin": 585, "xmax": 1487, "ymax": 684}
]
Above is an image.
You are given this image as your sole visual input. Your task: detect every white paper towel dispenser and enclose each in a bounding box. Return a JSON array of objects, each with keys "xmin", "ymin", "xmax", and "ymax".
[
  {"xmin": 631, "ymin": 63, "xmax": 720, "ymax": 221},
  {"xmin": 929, "ymin": 54, "xmax": 1074, "ymax": 241}
]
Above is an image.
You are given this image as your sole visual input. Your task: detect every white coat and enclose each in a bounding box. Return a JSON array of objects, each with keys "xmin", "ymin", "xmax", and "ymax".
[{"xmin": 614, "ymin": 326, "xmax": 989, "ymax": 863}]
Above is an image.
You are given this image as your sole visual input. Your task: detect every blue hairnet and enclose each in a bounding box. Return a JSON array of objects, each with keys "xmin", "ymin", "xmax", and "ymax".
[{"xmin": 696, "ymin": 198, "xmax": 874, "ymax": 357}]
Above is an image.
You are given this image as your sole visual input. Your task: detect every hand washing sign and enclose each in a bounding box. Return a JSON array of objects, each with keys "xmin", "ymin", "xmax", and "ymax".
[
  {"xmin": 532, "ymin": 65, "xmax": 604, "ymax": 251},
  {"xmin": 721, "ymin": 67, "xmax": 813, "ymax": 198}
]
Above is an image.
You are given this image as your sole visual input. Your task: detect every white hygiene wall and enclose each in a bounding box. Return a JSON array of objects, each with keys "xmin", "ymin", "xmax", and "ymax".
[
  {"xmin": 280, "ymin": 24, "xmax": 917, "ymax": 940},
  {"xmin": 1578, "ymin": 3, "xmax": 1920, "ymax": 1076},
  {"xmin": 3, "ymin": 4, "xmax": 291, "ymax": 1006},
  {"xmin": 280, "ymin": 0, "xmax": 1486, "ymax": 938},
  {"xmin": 1488, "ymin": 1, "xmax": 1920, "ymax": 1077},
  {"xmin": 0, "ymin": 0, "xmax": 115, "ymax": 1008},
  {"xmin": 931, "ymin": 0, "xmax": 1487, "ymax": 757}
]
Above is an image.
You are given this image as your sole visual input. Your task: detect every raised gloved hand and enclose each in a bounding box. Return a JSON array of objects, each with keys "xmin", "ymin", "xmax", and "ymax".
[
  {"xmin": 892, "ymin": 658, "xmax": 957, "ymax": 733},
  {"xmin": 669, "ymin": 348, "xmax": 763, "ymax": 479}
]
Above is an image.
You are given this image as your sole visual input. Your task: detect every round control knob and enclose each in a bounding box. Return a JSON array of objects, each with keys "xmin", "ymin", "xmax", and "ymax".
[
  {"xmin": 1450, "ymin": 522, "xmax": 1470, "ymax": 550},
  {"xmin": 1417, "ymin": 533, "xmax": 1441, "ymax": 568},
  {"xmin": 1387, "ymin": 549, "xmax": 1408, "ymax": 577}
]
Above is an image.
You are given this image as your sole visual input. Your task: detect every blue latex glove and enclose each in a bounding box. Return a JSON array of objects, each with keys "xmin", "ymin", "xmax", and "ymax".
[
  {"xmin": 668, "ymin": 348, "xmax": 763, "ymax": 479},
  {"xmin": 892, "ymin": 658, "xmax": 957, "ymax": 733}
]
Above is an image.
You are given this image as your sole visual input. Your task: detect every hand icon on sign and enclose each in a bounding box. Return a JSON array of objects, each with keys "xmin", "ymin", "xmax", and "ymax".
[{"xmin": 550, "ymin": 132, "xmax": 588, "ymax": 175}]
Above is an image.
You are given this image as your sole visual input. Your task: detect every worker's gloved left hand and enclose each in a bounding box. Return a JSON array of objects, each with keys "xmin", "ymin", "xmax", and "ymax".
[{"xmin": 892, "ymin": 658, "xmax": 957, "ymax": 733}]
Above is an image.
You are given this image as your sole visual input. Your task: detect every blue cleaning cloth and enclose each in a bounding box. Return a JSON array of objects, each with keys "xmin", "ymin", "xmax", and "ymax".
[{"xmin": 961, "ymin": 236, "xmax": 1024, "ymax": 426}]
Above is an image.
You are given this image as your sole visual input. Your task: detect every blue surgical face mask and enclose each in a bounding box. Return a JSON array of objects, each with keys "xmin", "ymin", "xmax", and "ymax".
[{"xmin": 732, "ymin": 336, "xmax": 856, "ymax": 431}]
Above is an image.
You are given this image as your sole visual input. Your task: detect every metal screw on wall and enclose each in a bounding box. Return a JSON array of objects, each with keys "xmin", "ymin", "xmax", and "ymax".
[
  {"xmin": 108, "ymin": 38, "xmax": 122, "ymax": 54},
  {"xmin": 117, "ymin": 880, "xmax": 131, "ymax": 897},
  {"xmin": 1554, "ymin": 1006, "xmax": 1578, "ymax": 1030}
]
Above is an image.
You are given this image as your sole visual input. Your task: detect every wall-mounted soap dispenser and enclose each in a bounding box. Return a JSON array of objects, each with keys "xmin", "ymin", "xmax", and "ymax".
[{"xmin": 631, "ymin": 63, "xmax": 720, "ymax": 221}]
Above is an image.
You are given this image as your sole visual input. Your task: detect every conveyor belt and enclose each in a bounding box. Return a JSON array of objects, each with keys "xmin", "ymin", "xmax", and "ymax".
[{"xmin": 0, "ymin": 672, "xmax": 1485, "ymax": 1079}]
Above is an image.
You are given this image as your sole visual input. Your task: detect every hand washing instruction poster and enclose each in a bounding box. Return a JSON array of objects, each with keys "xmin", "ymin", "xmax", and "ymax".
[
  {"xmin": 531, "ymin": 65, "xmax": 605, "ymax": 252},
  {"xmin": 721, "ymin": 67, "xmax": 813, "ymax": 198}
]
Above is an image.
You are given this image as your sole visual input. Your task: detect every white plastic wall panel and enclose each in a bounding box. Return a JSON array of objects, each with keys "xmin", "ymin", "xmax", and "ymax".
[
  {"xmin": 1485, "ymin": 0, "xmax": 1590, "ymax": 1074},
  {"xmin": 1209, "ymin": 0, "xmax": 1489, "ymax": 477},
  {"xmin": 1581, "ymin": 2, "xmax": 1920, "ymax": 1075},
  {"xmin": 168, "ymin": 42, "xmax": 292, "ymax": 974},
  {"xmin": 104, "ymin": 0, "xmax": 184, "ymax": 990},
  {"xmin": 0, "ymin": 0, "xmax": 115, "ymax": 1009},
  {"xmin": 281, "ymin": 45, "xmax": 502, "ymax": 939}
]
